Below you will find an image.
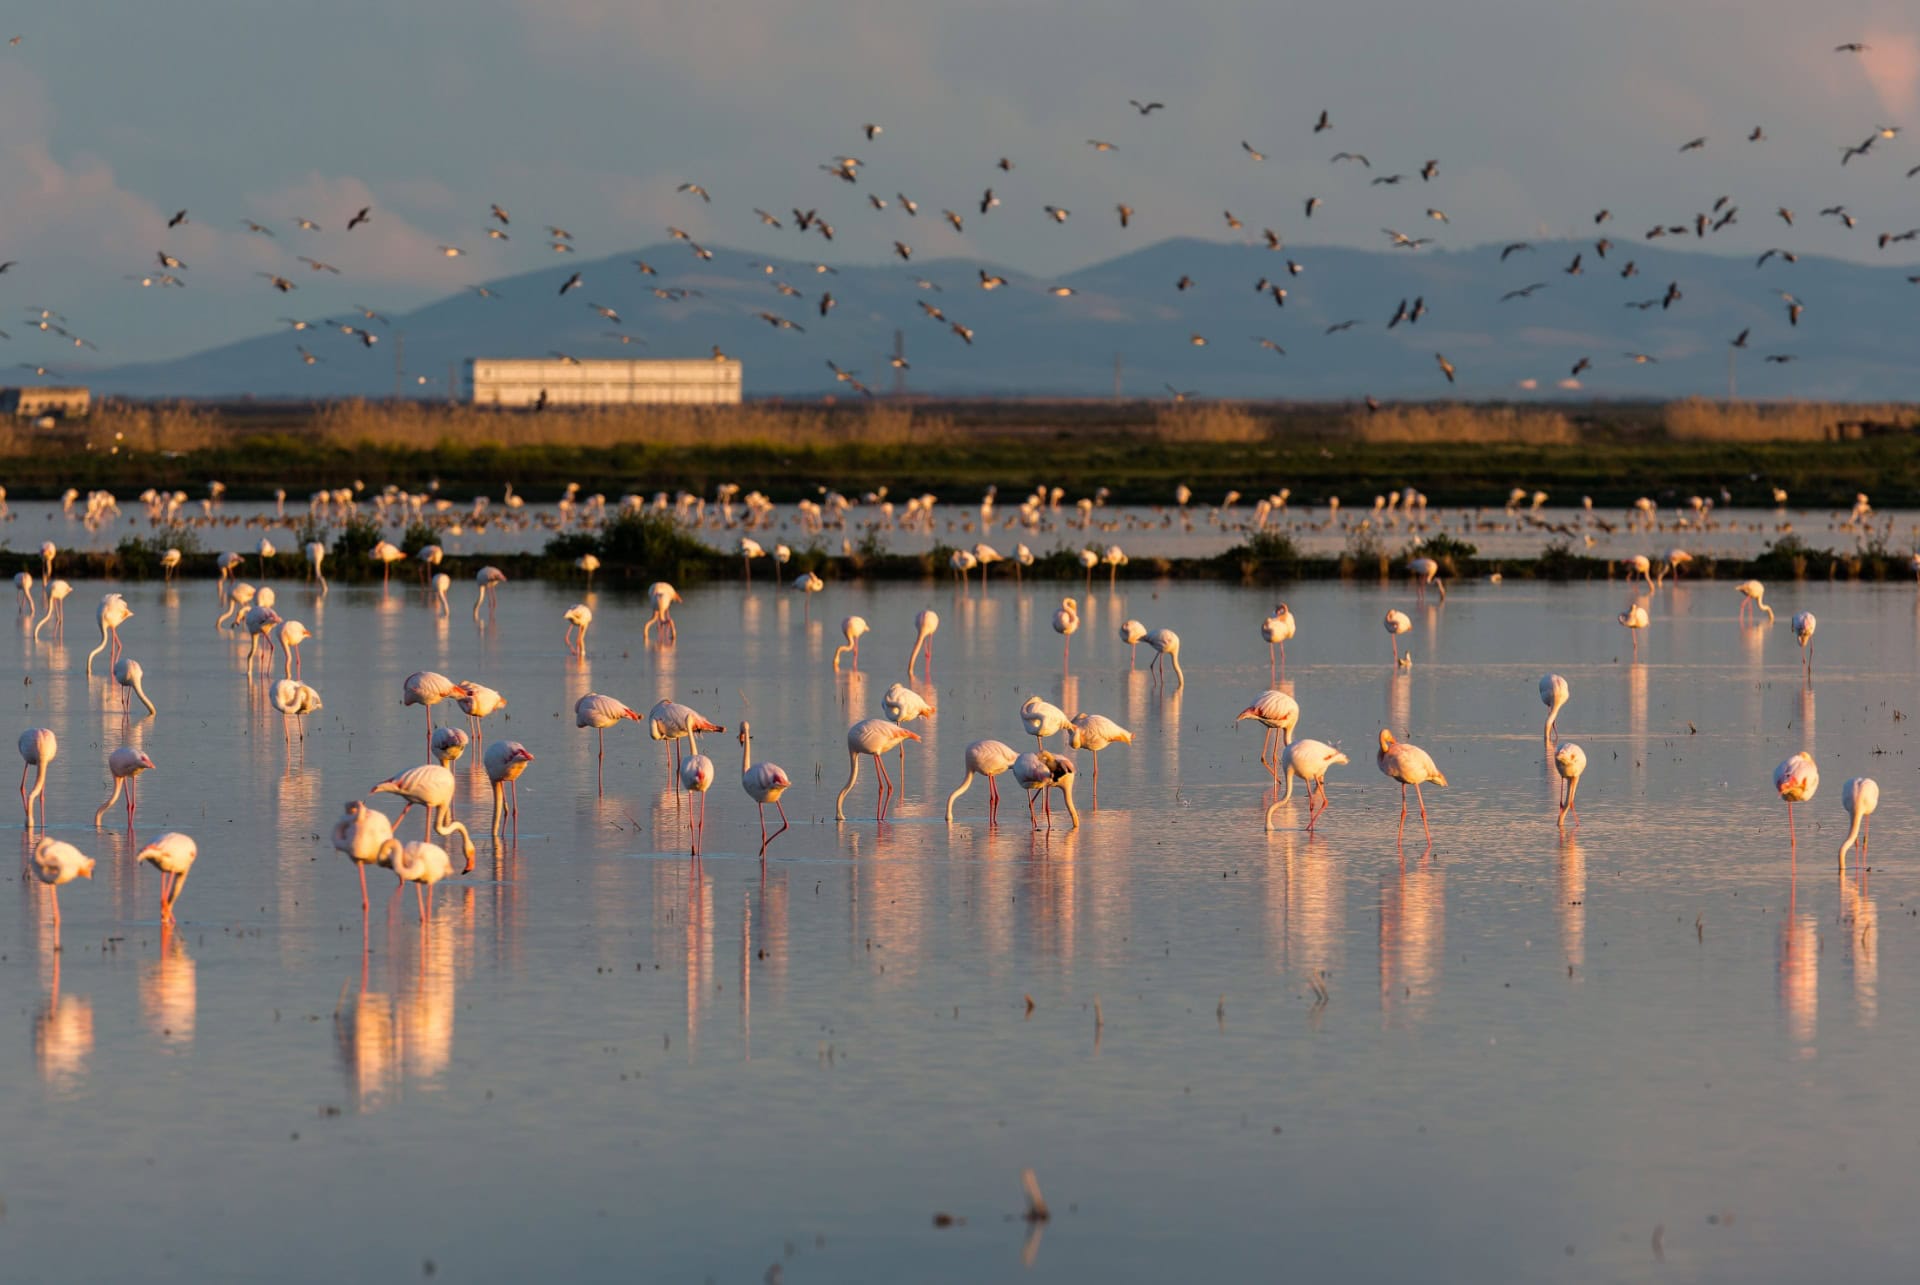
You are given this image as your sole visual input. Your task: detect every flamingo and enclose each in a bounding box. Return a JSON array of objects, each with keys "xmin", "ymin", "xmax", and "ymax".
[
  {"xmin": 472, "ymin": 566, "xmax": 507, "ymax": 621},
  {"xmin": 1619, "ymin": 602, "xmax": 1649, "ymax": 657},
  {"xmin": 401, "ymin": 671, "xmax": 473, "ymax": 746},
  {"xmin": 1078, "ymin": 548, "xmax": 1099, "ymax": 594},
  {"xmin": 19, "ymin": 727, "xmax": 56, "ymax": 829},
  {"xmin": 563, "ymin": 603, "xmax": 593, "ymax": 655},
  {"xmin": 739, "ymin": 538, "xmax": 765, "ymax": 583},
  {"xmin": 160, "ymin": 548, "xmax": 182, "ymax": 581},
  {"xmin": 93, "ymin": 746, "xmax": 155, "ymax": 829},
  {"xmin": 1120, "ymin": 618, "xmax": 1147, "ymax": 667},
  {"xmin": 242, "ymin": 602, "xmax": 283, "ymax": 675},
  {"xmin": 883, "ymin": 682, "xmax": 936, "ymax": 777},
  {"xmin": 271, "ymin": 680, "xmax": 323, "ymax": 742},
  {"xmin": 32, "ymin": 579, "xmax": 70, "ymax": 640},
  {"xmin": 1012, "ymin": 750, "xmax": 1079, "ymax": 830},
  {"xmin": 1015, "ymin": 544, "xmax": 1034, "ymax": 582},
  {"xmin": 432, "ymin": 726, "xmax": 469, "ymax": 767},
  {"xmin": 1839, "ymin": 776, "xmax": 1879, "ymax": 865},
  {"xmin": 644, "ymin": 582, "xmax": 681, "ymax": 642},
  {"xmin": 1377, "ymin": 729, "xmax": 1448, "ymax": 843},
  {"xmin": 833, "ymin": 615, "xmax": 869, "ymax": 670},
  {"xmin": 371, "ymin": 764, "xmax": 477, "ymax": 872},
  {"xmin": 1554, "ymin": 742, "xmax": 1587, "ymax": 827},
  {"xmin": 306, "ymin": 541, "xmax": 326, "ymax": 586},
  {"xmin": 1774, "ymin": 751, "xmax": 1819, "ymax": 849},
  {"xmin": 1020, "ymin": 695, "xmax": 1072, "ymax": 746},
  {"xmin": 1104, "ymin": 545, "xmax": 1128, "ymax": 587},
  {"xmin": 14, "ymin": 570, "xmax": 34, "ymax": 616},
  {"xmin": 30, "ymin": 838, "xmax": 92, "ymax": 925},
  {"xmin": 483, "ymin": 741, "xmax": 535, "ymax": 838},
  {"xmin": 1737, "ymin": 579, "xmax": 1775, "ymax": 624},
  {"xmin": 278, "ymin": 620, "xmax": 311, "ymax": 680},
  {"xmin": 1622, "ymin": 554, "xmax": 1655, "ymax": 593},
  {"xmin": 1261, "ymin": 604, "xmax": 1296, "ymax": 681},
  {"xmin": 793, "ymin": 571, "xmax": 825, "ymax": 614},
  {"xmin": 1408, "ymin": 556, "xmax": 1445, "ymax": 602},
  {"xmin": 1384, "ymin": 610, "xmax": 1412, "ymax": 666},
  {"xmin": 1540, "ymin": 673, "xmax": 1570, "ymax": 741},
  {"xmin": 136, "ymin": 832, "xmax": 197, "ymax": 922},
  {"xmin": 835, "ymin": 719, "xmax": 921, "ymax": 820},
  {"xmin": 908, "ymin": 608, "xmax": 939, "ymax": 679},
  {"xmin": 217, "ymin": 551, "xmax": 242, "ymax": 600},
  {"xmin": 217, "ymin": 583, "xmax": 253, "ymax": 631},
  {"xmin": 945, "ymin": 738, "xmax": 1020, "ymax": 823},
  {"xmin": 456, "ymin": 682, "xmax": 507, "ymax": 737},
  {"xmin": 738, "ymin": 722, "xmax": 792, "ymax": 849},
  {"xmin": 1236, "ymin": 690, "xmax": 1300, "ymax": 774},
  {"xmin": 377, "ymin": 838, "xmax": 453, "ymax": 923},
  {"xmin": 371, "ymin": 540, "xmax": 406, "ymax": 583},
  {"xmin": 681, "ymin": 752, "xmax": 716, "ymax": 854},
  {"xmin": 432, "ymin": 573, "xmax": 451, "ymax": 614},
  {"xmin": 575, "ymin": 693, "xmax": 641, "ymax": 792},
  {"xmin": 257, "ymin": 537, "xmax": 276, "ymax": 580},
  {"xmin": 85, "ymin": 593, "xmax": 133, "ymax": 675},
  {"xmin": 1052, "ymin": 598, "xmax": 1080, "ymax": 668},
  {"xmin": 113, "ymin": 657, "xmax": 157, "ymax": 718},
  {"xmin": 1066, "ymin": 713, "xmax": 1131, "ymax": 792},
  {"xmin": 1265, "ymin": 739, "xmax": 1349, "ymax": 832},
  {"xmin": 1792, "ymin": 611, "xmax": 1816, "ymax": 677},
  {"xmin": 332, "ymin": 800, "xmax": 395, "ymax": 910},
  {"xmin": 416, "ymin": 544, "xmax": 444, "ymax": 584},
  {"xmin": 648, "ymin": 700, "xmax": 725, "ymax": 791},
  {"xmin": 39, "ymin": 540, "xmax": 55, "ymax": 584},
  {"xmin": 973, "ymin": 543, "xmax": 1004, "ymax": 584},
  {"xmin": 1144, "ymin": 628, "xmax": 1185, "ymax": 687},
  {"xmin": 949, "ymin": 549, "xmax": 977, "ymax": 586},
  {"xmin": 576, "ymin": 553, "xmax": 601, "ymax": 585},
  {"xmin": 1662, "ymin": 549, "xmax": 1693, "ymax": 583}
]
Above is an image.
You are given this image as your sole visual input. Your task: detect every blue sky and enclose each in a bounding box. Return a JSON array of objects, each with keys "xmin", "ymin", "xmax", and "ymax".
[{"xmin": 3, "ymin": 0, "xmax": 1917, "ymax": 364}]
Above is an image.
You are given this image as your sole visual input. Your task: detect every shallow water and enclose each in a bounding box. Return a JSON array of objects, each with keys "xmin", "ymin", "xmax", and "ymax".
[
  {"xmin": 7, "ymin": 497, "xmax": 1914, "ymax": 563},
  {"xmin": 2, "ymin": 575, "xmax": 1917, "ymax": 1283}
]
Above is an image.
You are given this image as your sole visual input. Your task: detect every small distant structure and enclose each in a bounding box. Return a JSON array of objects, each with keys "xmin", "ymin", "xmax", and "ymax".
[
  {"xmin": 467, "ymin": 359, "xmax": 741, "ymax": 407},
  {"xmin": 0, "ymin": 386, "xmax": 91, "ymax": 419}
]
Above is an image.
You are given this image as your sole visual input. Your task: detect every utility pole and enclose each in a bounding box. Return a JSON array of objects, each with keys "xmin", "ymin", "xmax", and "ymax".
[{"xmin": 891, "ymin": 329, "xmax": 906, "ymax": 397}]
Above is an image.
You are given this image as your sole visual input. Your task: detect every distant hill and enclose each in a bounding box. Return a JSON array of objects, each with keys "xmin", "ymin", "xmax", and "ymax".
[{"xmin": 86, "ymin": 236, "xmax": 1920, "ymax": 400}]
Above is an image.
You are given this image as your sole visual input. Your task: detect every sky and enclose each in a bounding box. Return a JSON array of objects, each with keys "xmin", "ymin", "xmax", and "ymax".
[{"xmin": 3, "ymin": 0, "xmax": 1918, "ymax": 366}]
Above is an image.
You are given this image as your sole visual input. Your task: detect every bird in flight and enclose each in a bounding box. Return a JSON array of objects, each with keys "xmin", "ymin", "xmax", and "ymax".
[
  {"xmin": 1116, "ymin": 204, "xmax": 1133, "ymax": 228},
  {"xmin": 1129, "ymin": 100, "xmax": 1164, "ymax": 115},
  {"xmin": 347, "ymin": 206, "xmax": 371, "ymax": 230},
  {"xmin": 559, "ymin": 272, "xmax": 583, "ymax": 295},
  {"xmin": 490, "ymin": 204, "xmax": 509, "ymax": 224},
  {"xmin": 1500, "ymin": 242, "xmax": 1532, "ymax": 260},
  {"xmin": 1331, "ymin": 152, "xmax": 1370, "ymax": 166},
  {"xmin": 1313, "ymin": 110, "xmax": 1331, "ymax": 133},
  {"xmin": 1836, "ymin": 41, "xmax": 1869, "ymax": 52},
  {"xmin": 1087, "ymin": 139, "xmax": 1117, "ymax": 151},
  {"xmin": 677, "ymin": 182, "xmax": 711, "ymax": 202},
  {"xmin": 167, "ymin": 210, "xmax": 187, "ymax": 228},
  {"xmin": 1679, "ymin": 137, "xmax": 1707, "ymax": 152},
  {"xmin": 1241, "ymin": 141, "xmax": 1266, "ymax": 161},
  {"xmin": 863, "ymin": 123, "xmax": 882, "ymax": 139},
  {"xmin": 1764, "ymin": 354, "xmax": 1797, "ymax": 364},
  {"xmin": 298, "ymin": 257, "xmax": 340, "ymax": 273},
  {"xmin": 1303, "ymin": 198, "xmax": 1321, "ymax": 218},
  {"xmin": 1045, "ymin": 206, "xmax": 1070, "ymax": 223},
  {"xmin": 1730, "ymin": 329, "xmax": 1751, "ymax": 348},
  {"xmin": 1500, "ymin": 283, "xmax": 1547, "ymax": 301},
  {"xmin": 1435, "ymin": 353, "xmax": 1456, "ymax": 384},
  {"xmin": 1570, "ymin": 357, "xmax": 1591, "ymax": 376},
  {"xmin": 258, "ymin": 273, "xmax": 295, "ymax": 292},
  {"xmin": 1255, "ymin": 337, "xmax": 1286, "ymax": 355}
]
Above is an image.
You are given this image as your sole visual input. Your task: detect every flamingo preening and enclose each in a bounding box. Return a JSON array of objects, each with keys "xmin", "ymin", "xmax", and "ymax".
[
  {"xmin": 484, "ymin": 741, "xmax": 535, "ymax": 839},
  {"xmin": 1012, "ymin": 750, "xmax": 1079, "ymax": 830},
  {"xmin": 1261, "ymin": 604, "xmax": 1296, "ymax": 681},
  {"xmin": 1774, "ymin": 751, "xmax": 1819, "ymax": 851}
]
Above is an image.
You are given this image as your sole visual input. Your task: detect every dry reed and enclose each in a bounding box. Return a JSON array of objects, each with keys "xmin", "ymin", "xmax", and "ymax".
[
  {"xmin": 311, "ymin": 401, "xmax": 951, "ymax": 450},
  {"xmin": 1662, "ymin": 399, "xmax": 1915, "ymax": 442},
  {"xmin": 1151, "ymin": 404, "xmax": 1266, "ymax": 444},
  {"xmin": 1348, "ymin": 404, "xmax": 1577, "ymax": 445}
]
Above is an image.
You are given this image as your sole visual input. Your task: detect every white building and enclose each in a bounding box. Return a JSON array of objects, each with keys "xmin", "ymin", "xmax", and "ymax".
[{"xmin": 467, "ymin": 358, "xmax": 741, "ymax": 407}]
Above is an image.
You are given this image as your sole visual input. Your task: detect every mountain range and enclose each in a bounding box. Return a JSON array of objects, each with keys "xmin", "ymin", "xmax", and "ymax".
[{"xmin": 83, "ymin": 236, "xmax": 1920, "ymax": 401}]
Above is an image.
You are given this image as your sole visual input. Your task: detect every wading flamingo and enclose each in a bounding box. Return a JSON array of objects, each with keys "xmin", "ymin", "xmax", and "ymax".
[
  {"xmin": 648, "ymin": 700, "xmax": 724, "ymax": 792},
  {"xmin": 908, "ymin": 609, "xmax": 939, "ymax": 679},
  {"xmin": 738, "ymin": 722, "xmax": 792, "ymax": 849},
  {"xmin": 1619, "ymin": 602, "xmax": 1649, "ymax": 657},
  {"xmin": 1052, "ymin": 598, "xmax": 1080, "ymax": 668},
  {"xmin": 1377, "ymin": 729, "xmax": 1448, "ymax": 844},
  {"xmin": 483, "ymin": 740, "xmax": 535, "ymax": 838},
  {"xmin": 31, "ymin": 838, "xmax": 92, "ymax": 925},
  {"xmin": 563, "ymin": 604, "xmax": 593, "ymax": 655},
  {"xmin": 371, "ymin": 764, "xmax": 477, "ymax": 872},
  {"xmin": 1737, "ymin": 579, "xmax": 1775, "ymax": 624},
  {"xmin": 432, "ymin": 574, "xmax": 451, "ymax": 615},
  {"xmin": 472, "ymin": 566, "xmax": 507, "ymax": 621},
  {"xmin": 1020, "ymin": 695, "xmax": 1072, "ymax": 747},
  {"xmin": 1774, "ymin": 751, "xmax": 1819, "ymax": 850},
  {"xmin": 576, "ymin": 553, "xmax": 601, "ymax": 585},
  {"xmin": 1261, "ymin": 604, "xmax": 1296, "ymax": 681},
  {"xmin": 114, "ymin": 656, "xmax": 157, "ymax": 717},
  {"xmin": 644, "ymin": 582, "xmax": 681, "ymax": 642},
  {"xmin": 1839, "ymin": 776, "xmax": 1879, "ymax": 865},
  {"xmin": 1066, "ymin": 713, "xmax": 1131, "ymax": 794},
  {"xmin": 1792, "ymin": 611, "xmax": 1816, "ymax": 678},
  {"xmin": 136, "ymin": 832, "xmax": 197, "ymax": 922},
  {"xmin": 833, "ymin": 615, "xmax": 869, "ymax": 670},
  {"xmin": 93, "ymin": 746, "xmax": 155, "ymax": 829},
  {"xmin": 33, "ymin": 579, "xmax": 70, "ymax": 640},
  {"xmin": 332, "ymin": 800, "xmax": 395, "ymax": 910},
  {"xmin": 401, "ymin": 671, "xmax": 473, "ymax": 747},
  {"xmin": 1264, "ymin": 739, "xmax": 1348, "ymax": 832},
  {"xmin": 1540, "ymin": 673, "xmax": 1570, "ymax": 741},
  {"xmin": 1236, "ymin": 689, "xmax": 1299, "ymax": 775},
  {"xmin": 377, "ymin": 838, "xmax": 453, "ymax": 923},
  {"xmin": 1554, "ymin": 742, "xmax": 1586, "ymax": 827},
  {"xmin": 1384, "ymin": 610, "xmax": 1412, "ymax": 666},
  {"xmin": 278, "ymin": 620, "xmax": 311, "ymax": 680},
  {"xmin": 1408, "ymin": 556, "xmax": 1445, "ymax": 602},
  {"xmin": 681, "ymin": 752, "xmax": 715, "ymax": 855},
  {"xmin": 1012, "ymin": 750, "xmax": 1079, "ymax": 830},
  {"xmin": 85, "ymin": 593, "xmax": 133, "ymax": 675},
  {"xmin": 271, "ymin": 680, "xmax": 323, "ymax": 742},
  {"xmin": 945, "ymin": 738, "xmax": 1019, "ymax": 823},
  {"xmin": 431, "ymin": 726, "xmax": 469, "ymax": 767},
  {"xmin": 1144, "ymin": 628, "xmax": 1185, "ymax": 687},
  {"xmin": 835, "ymin": 718, "xmax": 920, "ymax": 820},
  {"xmin": 19, "ymin": 727, "xmax": 56, "ymax": 829},
  {"xmin": 1120, "ymin": 618, "xmax": 1146, "ymax": 667},
  {"xmin": 575, "ymin": 693, "xmax": 641, "ymax": 792}
]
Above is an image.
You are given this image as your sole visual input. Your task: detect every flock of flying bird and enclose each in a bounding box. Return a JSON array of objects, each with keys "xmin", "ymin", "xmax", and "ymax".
[
  {"xmin": 13, "ymin": 497, "xmax": 1884, "ymax": 931},
  {"xmin": 3, "ymin": 40, "xmax": 1914, "ymax": 391}
]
